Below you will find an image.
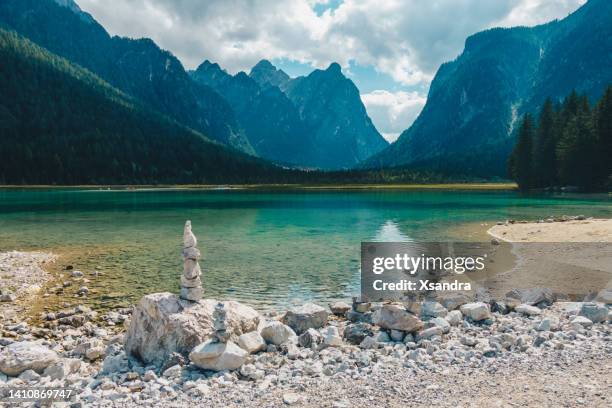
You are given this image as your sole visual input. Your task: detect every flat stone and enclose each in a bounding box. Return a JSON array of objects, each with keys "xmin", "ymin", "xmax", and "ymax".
[
  {"xmin": 0, "ymin": 341, "xmax": 59, "ymax": 376},
  {"xmin": 189, "ymin": 340, "xmax": 247, "ymax": 371},
  {"xmin": 372, "ymin": 304, "xmax": 423, "ymax": 332},
  {"xmin": 515, "ymin": 304, "xmax": 542, "ymax": 316},
  {"xmin": 183, "ymin": 259, "xmax": 201, "ymax": 279},
  {"xmin": 282, "ymin": 303, "xmax": 329, "ymax": 335},
  {"xmin": 571, "ymin": 315, "xmax": 593, "ymax": 328}
]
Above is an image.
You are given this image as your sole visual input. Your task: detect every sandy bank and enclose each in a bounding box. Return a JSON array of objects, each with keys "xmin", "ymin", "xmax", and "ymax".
[
  {"xmin": 488, "ymin": 218, "xmax": 612, "ymax": 243},
  {"xmin": 484, "ymin": 219, "xmax": 612, "ymax": 299}
]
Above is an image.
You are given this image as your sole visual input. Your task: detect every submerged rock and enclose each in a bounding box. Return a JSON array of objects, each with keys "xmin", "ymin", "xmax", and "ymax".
[{"xmin": 124, "ymin": 292, "xmax": 259, "ymax": 367}]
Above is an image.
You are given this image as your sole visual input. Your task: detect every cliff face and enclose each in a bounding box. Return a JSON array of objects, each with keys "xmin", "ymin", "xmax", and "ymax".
[{"xmin": 365, "ymin": 0, "xmax": 612, "ymax": 177}]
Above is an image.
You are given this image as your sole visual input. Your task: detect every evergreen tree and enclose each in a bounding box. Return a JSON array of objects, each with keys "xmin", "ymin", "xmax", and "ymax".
[
  {"xmin": 532, "ymin": 99, "xmax": 557, "ymax": 187},
  {"xmin": 509, "ymin": 114, "xmax": 535, "ymax": 190},
  {"xmin": 594, "ymin": 86, "xmax": 612, "ymax": 186}
]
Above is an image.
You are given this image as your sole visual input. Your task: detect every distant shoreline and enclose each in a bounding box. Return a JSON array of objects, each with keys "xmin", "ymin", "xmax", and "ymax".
[{"xmin": 0, "ymin": 183, "xmax": 518, "ymax": 191}]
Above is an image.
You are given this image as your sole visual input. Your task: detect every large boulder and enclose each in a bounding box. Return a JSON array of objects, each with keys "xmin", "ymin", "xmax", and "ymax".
[
  {"xmin": 372, "ymin": 304, "xmax": 423, "ymax": 332},
  {"xmin": 593, "ymin": 289, "xmax": 612, "ymax": 304},
  {"xmin": 0, "ymin": 341, "xmax": 59, "ymax": 376},
  {"xmin": 343, "ymin": 323, "xmax": 373, "ymax": 345},
  {"xmin": 189, "ymin": 341, "xmax": 247, "ymax": 371},
  {"xmin": 124, "ymin": 293, "xmax": 260, "ymax": 367},
  {"xmin": 420, "ymin": 301, "xmax": 448, "ymax": 319},
  {"xmin": 282, "ymin": 303, "xmax": 329, "ymax": 335},
  {"xmin": 459, "ymin": 302, "xmax": 491, "ymax": 321}
]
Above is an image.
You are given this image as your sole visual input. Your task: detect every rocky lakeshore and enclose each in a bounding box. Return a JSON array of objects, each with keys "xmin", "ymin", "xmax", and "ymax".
[{"xmin": 1, "ymin": 221, "xmax": 611, "ymax": 407}]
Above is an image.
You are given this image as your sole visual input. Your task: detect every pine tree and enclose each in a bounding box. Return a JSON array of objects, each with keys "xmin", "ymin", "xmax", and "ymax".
[
  {"xmin": 509, "ymin": 114, "xmax": 535, "ymax": 190},
  {"xmin": 594, "ymin": 86, "xmax": 612, "ymax": 186},
  {"xmin": 532, "ymin": 99, "xmax": 557, "ymax": 187}
]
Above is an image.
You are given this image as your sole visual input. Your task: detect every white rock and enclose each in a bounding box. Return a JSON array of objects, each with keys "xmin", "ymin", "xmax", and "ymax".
[
  {"xmin": 260, "ymin": 321, "xmax": 296, "ymax": 346},
  {"xmin": 445, "ymin": 310, "xmax": 463, "ymax": 326},
  {"xmin": 416, "ymin": 327, "xmax": 443, "ymax": 341},
  {"xmin": 322, "ymin": 326, "xmax": 342, "ymax": 347},
  {"xmin": 459, "ymin": 303, "xmax": 491, "ymax": 321},
  {"xmin": 593, "ymin": 288, "xmax": 612, "ymax": 304},
  {"xmin": 238, "ymin": 332, "xmax": 266, "ymax": 354},
  {"xmin": 282, "ymin": 303, "xmax": 329, "ymax": 335},
  {"xmin": 359, "ymin": 336, "xmax": 378, "ymax": 349},
  {"xmin": 0, "ymin": 341, "xmax": 59, "ymax": 376},
  {"xmin": 515, "ymin": 304, "xmax": 542, "ymax": 316},
  {"xmin": 189, "ymin": 340, "xmax": 247, "ymax": 371},
  {"xmin": 124, "ymin": 293, "xmax": 259, "ymax": 367}
]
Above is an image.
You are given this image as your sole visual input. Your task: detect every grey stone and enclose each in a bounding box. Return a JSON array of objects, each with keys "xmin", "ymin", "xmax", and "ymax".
[
  {"xmin": 579, "ymin": 302, "xmax": 608, "ymax": 323},
  {"xmin": 343, "ymin": 323, "xmax": 373, "ymax": 345},
  {"xmin": 282, "ymin": 303, "xmax": 329, "ymax": 335},
  {"xmin": 329, "ymin": 301, "xmax": 351, "ymax": 316},
  {"xmin": 0, "ymin": 341, "xmax": 59, "ymax": 376},
  {"xmin": 372, "ymin": 304, "xmax": 423, "ymax": 332},
  {"xmin": 421, "ymin": 301, "xmax": 448, "ymax": 319},
  {"xmin": 459, "ymin": 302, "xmax": 491, "ymax": 321},
  {"xmin": 445, "ymin": 310, "xmax": 463, "ymax": 326},
  {"xmin": 260, "ymin": 321, "xmax": 296, "ymax": 345},
  {"xmin": 506, "ymin": 287, "xmax": 555, "ymax": 306}
]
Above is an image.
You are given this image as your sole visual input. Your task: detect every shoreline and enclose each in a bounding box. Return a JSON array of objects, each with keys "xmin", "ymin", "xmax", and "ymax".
[
  {"xmin": 1, "ymin": 218, "xmax": 610, "ymax": 407},
  {"xmin": 0, "ymin": 183, "xmax": 518, "ymax": 191}
]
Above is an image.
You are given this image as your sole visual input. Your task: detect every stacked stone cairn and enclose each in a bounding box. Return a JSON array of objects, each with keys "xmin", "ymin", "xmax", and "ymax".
[
  {"xmin": 212, "ymin": 302, "xmax": 229, "ymax": 343},
  {"xmin": 180, "ymin": 220, "xmax": 203, "ymax": 301}
]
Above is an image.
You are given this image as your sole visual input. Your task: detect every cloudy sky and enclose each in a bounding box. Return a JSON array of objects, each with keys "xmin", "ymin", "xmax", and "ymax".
[{"xmin": 76, "ymin": 0, "xmax": 585, "ymax": 141}]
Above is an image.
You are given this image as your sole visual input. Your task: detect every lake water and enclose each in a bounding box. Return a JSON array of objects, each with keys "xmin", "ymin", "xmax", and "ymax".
[{"xmin": 0, "ymin": 188, "xmax": 610, "ymax": 312}]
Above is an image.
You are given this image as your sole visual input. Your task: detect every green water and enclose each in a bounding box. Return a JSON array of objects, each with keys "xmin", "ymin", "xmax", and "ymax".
[{"xmin": 0, "ymin": 188, "xmax": 610, "ymax": 311}]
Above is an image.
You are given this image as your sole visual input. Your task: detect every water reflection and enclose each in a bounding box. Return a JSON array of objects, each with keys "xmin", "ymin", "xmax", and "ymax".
[{"xmin": 374, "ymin": 220, "xmax": 412, "ymax": 242}]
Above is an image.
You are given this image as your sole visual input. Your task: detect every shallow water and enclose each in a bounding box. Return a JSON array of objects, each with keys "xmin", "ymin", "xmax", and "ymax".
[{"xmin": 0, "ymin": 188, "xmax": 610, "ymax": 311}]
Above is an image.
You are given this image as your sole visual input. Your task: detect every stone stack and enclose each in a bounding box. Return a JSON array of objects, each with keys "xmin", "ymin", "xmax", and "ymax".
[
  {"xmin": 213, "ymin": 302, "xmax": 229, "ymax": 343},
  {"xmin": 180, "ymin": 220, "xmax": 203, "ymax": 302}
]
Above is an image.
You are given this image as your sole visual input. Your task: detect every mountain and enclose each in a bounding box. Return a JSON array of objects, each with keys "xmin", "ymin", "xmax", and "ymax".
[
  {"xmin": 285, "ymin": 63, "xmax": 389, "ymax": 169},
  {"xmin": 0, "ymin": 0, "xmax": 253, "ymax": 153},
  {"xmin": 249, "ymin": 59, "xmax": 290, "ymax": 90},
  {"xmin": 191, "ymin": 61, "xmax": 315, "ymax": 166},
  {"xmin": 0, "ymin": 29, "xmax": 284, "ymax": 184},
  {"xmin": 364, "ymin": 0, "xmax": 612, "ymax": 177},
  {"xmin": 192, "ymin": 60, "xmax": 388, "ymax": 169}
]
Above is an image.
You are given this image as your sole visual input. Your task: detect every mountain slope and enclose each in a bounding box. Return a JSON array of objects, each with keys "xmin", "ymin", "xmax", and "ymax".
[
  {"xmin": 191, "ymin": 61, "xmax": 316, "ymax": 167},
  {"xmin": 0, "ymin": 29, "xmax": 283, "ymax": 184},
  {"xmin": 0, "ymin": 0, "xmax": 253, "ymax": 153},
  {"xmin": 365, "ymin": 0, "xmax": 612, "ymax": 177},
  {"xmin": 285, "ymin": 63, "xmax": 389, "ymax": 169},
  {"xmin": 249, "ymin": 59, "xmax": 290, "ymax": 90}
]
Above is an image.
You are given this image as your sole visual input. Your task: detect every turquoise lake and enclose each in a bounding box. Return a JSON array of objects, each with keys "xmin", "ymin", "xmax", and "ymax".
[{"xmin": 0, "ymin": 188, "xmax": 610, "ymax": 311}]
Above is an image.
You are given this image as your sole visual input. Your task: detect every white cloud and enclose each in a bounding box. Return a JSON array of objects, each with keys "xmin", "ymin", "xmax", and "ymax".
[
  {"xmin": 75, "ymin": 0, "xmax": 585, "ymax": 136},
  {"xmin": 361, "ymin": 90, "xmax": 426, "ymax": 141}
]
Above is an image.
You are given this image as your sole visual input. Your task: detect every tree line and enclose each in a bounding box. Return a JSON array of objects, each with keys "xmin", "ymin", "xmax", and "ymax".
[{"xmin": 509, "ymin": 87, "xmax": 612, "ymax": 191}]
